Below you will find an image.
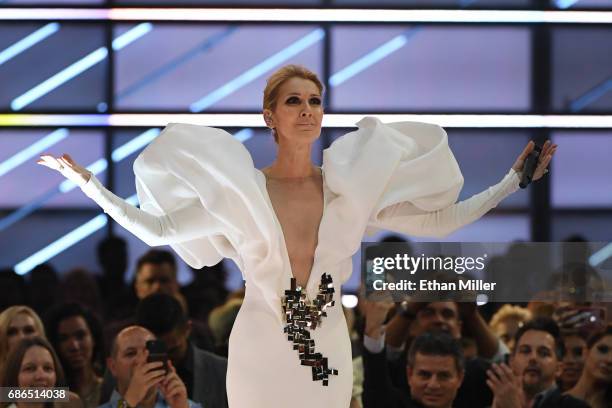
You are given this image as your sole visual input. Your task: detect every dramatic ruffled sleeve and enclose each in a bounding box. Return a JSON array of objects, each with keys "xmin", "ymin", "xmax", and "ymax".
[
  {"xmin": 81, "ymin": 123, "xmax": 277, "ymax": 272},
  {"xmin": 320, "ymin": 117, "xmax": 519, "ymax": 280}
]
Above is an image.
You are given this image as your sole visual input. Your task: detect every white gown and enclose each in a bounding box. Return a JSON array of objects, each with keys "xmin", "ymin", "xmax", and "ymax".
[{"xmin": 80, "ymin": 117, "xmax": 520, "ymax": 408}]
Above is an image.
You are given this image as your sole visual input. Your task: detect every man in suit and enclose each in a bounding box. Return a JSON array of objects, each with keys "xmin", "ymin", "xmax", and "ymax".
[{"xmin": 362, "ymin": 300, "xmax": 464, "ymax": 408}]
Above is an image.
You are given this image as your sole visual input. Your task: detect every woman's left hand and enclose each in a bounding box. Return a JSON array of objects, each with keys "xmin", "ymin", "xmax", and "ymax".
[{"xmin": 511, "ymin": 140, "xmax": 557, "ymax": 182}]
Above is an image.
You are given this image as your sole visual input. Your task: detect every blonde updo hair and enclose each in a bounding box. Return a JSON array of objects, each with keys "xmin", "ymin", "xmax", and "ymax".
[{"xmin": 263, "ymin": 64, "xmax": 324, "ymax": 143}]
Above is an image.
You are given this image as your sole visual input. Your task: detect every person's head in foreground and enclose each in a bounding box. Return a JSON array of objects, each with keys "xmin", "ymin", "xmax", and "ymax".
[
  {"xmin": 263, "ymin": 64, "xmax": 324, "ymax": 145},
  {"xmin": 406, "ymin": 332, "xmax": 465, "ymax": 408},
  {"xmin": 509, "ymin": 317, "xmax": 563, "ymax": 399}
]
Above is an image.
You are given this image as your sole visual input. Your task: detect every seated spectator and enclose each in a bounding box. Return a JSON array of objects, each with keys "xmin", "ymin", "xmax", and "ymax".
[
  {"xmin": 558, "ymin": 333, "xmax": 587, "ymax": 392},
  {"xmin": 489, "ymin": 304, "xmax": 532, "ymax": 352},
  {"xmin": 567, "ymin": 325, "xmax": 612, "ymax": 408},
  {"xmin": 0, "ymin": 336, "xmax": 81, "ymax": 408},
  {"xmin": 101, "ymin": 295, "xmax": 227, "ymax": 408},
  {"xmin": 0, "ymin": 306, "xmax": 46, "ymax": 374},
  {"xmin": 487, "ymin": 317, "xmax": 588, "ymax": 408},
  {"xmin": 101, "ymin": 326, "xmax": 198, "ymax": 408},
  {"xmin": 361, "ymin": 299, "xmax": 464, "ymax": 408},
  {"xmin": 45, "ymin": 303, "xmax": 104, "ymax": 408}
]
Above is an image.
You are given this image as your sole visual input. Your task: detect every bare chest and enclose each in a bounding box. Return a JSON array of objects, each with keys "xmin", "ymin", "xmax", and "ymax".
[{"xmin": 265, "ymin": 177, "xmax": 324, "ymax": 288}]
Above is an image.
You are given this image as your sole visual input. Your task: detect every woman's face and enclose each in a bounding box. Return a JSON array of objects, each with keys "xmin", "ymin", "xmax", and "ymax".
[
  {"xmin": 57, "ymin": 316, "xmax": 94, "ymax": 371},
  {"xmin": 585, "ymin": 335, "xmax": 612, "ymax": 383},
  {"xmin": 266, "ymin": 77, "xmax": 323, "ymax": 145},
  {"xmin": 559, "ymin": 334, "xmax": 586, "ymax": 387},
  {"xmin": 7, "ymin": 313, "xmax": 40, "ymax": 351},
  {"xmin": 18, "ymin": 346, "xmax": 57, "ymax": 388}
]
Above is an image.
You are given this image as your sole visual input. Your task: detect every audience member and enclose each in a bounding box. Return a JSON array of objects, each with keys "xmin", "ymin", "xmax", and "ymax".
[
  {"xmin": 489, "ymin": 304, "xmax": 532, "ymax": 352},
  {"xmin": 134, "ymin": 250, "xmax": 180, "ymax": 302},
  {"xmin": 382, "ymin": 300, "xmax": 507, "ymax": 407},
  {"xmin": 100, "ymin": 326, "xmax": 198, "ymax": 408},
  {"xmin": 135, "ymin": 295, "xmax": 228, "ymax": 408},
  {"xmin": 558, "ymin": 333, "xmax": 588, "ymax": 392},
  {"xmin": 361, "ymin": 300, "xmax": 464, "ymax": 408},
  {"xmin": 101, "ymin": 295, "xmax": 227, "ymax": 408},
  {"xmin": 0, "ymin": 306, "xmax": 46, "ymax": 374},
  {"xmin": 105, "ymin": 250, "xmax": 214, "ymax": 353},
  {"xmin": 0, "ymin": 336, "xmax": 81, "ymax": 408},
  {"xmin": 487, "ymin": 317, "xmax": 588, "ymax": 408},
  {"xmin": 567, "ymin": 325, "xmax": 612, "ymax": 408},
  {"xmin": 44, "ymin": 303, "xmax": 104, "ymax": 408}
]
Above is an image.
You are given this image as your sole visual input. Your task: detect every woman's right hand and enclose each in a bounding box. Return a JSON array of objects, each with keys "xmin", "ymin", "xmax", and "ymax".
[{"xmin": 37, "ymin": 153, "xmax": 91, "ymax": 187}]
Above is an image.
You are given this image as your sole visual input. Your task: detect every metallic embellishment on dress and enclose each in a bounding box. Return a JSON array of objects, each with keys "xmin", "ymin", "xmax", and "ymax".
[{"xmin": 282, "ymin": 273, "xmax": 339, "ymax": 386}]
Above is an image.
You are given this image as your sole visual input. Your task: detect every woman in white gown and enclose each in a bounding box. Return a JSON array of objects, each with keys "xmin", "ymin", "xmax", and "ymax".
[{"xmin": 38, "ymin": 65, "xmax": 556, "ymax": 408}]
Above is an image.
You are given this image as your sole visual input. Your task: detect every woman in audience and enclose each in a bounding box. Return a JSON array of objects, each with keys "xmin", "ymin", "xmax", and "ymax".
[
  {"xmin": 489, "ymin": 304, "xmax": 532, "ymax": 352},
  {"xmin": 567, "ymin": 325, "xmax": 612, "ymax": 407},
  {"xmin": 44, "ymin": 303, "xmax": 103, "ymax": 408},
  {"xmin": 0, "ymin": 336, "xmax": 81, "ymax": 408},
  {"xmin": 558, "ymin": 332, "xmax": 588, "ymax": 392},
  {"xmin": 0, "ymin": 306, "xmax": 46, "ymax": 375}
]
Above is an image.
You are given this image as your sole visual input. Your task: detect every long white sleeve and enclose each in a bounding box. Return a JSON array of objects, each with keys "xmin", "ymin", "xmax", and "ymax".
[
  {"xmin": 80, "ymin": 174, "xmax": 220, "ymax": 246},
  {"xmin": 368, "ymin": 168, "xmax": 521, "ymax": 238}
]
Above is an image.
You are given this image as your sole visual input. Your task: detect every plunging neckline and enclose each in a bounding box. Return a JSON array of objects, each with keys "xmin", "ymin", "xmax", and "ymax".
[{"xmin": 256, "ymin": 167, "xmax": 327, "ymax": 296}]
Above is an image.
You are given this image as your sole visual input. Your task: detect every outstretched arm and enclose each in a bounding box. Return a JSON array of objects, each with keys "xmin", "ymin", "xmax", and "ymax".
[
  {"xmin": 369, "ymin": 141, "xmax": 557, "ymax": 238},
  {"xmin": 38, "ymin": 153, "xmax": 220, "ymax": 246}
]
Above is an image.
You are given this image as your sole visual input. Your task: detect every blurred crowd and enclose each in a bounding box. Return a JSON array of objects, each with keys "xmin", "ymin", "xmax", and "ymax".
[{"xmin": 0, "ymin": 234, "xmax": 610, "ymax": 408}]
